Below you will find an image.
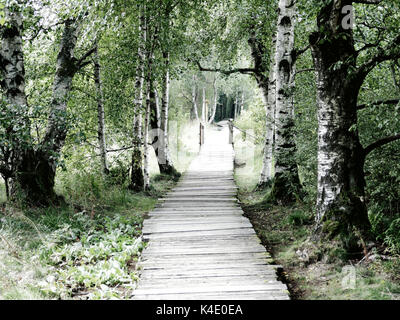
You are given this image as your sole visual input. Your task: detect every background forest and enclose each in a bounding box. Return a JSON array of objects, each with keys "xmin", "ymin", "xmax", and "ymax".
[{"xmin": 0, "ymin": 0, "xmax": 400, "ymax": 300}]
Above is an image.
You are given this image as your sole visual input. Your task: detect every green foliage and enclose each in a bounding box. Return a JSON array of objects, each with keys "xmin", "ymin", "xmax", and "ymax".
[
  {"xmin": 106, "ymin": 161, "xmax": 130, "ymax": 187},
  {"xmin": 38, "ymin": 213, "xmax": 144, "ymax": 299},
  {"xmin": 234, "ymin": 93, "xmax": 266, "ymax": 144},
  {"xmin": 384, "ymin": 218, "xmax": 400, "ymax": 254},
  {"xmin": 286, "ymin": 210, "xmax": 313, "ymax": 226}
]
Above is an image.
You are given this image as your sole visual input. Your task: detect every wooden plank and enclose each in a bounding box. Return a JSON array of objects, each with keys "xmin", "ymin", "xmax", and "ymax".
[
  {"xmin": 144, "ymin": 216, "xmax": 248, "ymax": 225},
  {"xmin": 143, "ymin": 222, "xmax": 254, "ymax": 234},
  {"xmin": 142, "ymin": 246, "xmax": 266, "ymax": 256},
  {"xmin": 173, "ymin": 186, "xmax": 238, "ymax": 191},
  {"xmin": 147, "ymin": 236, "xmax": 260, "ymax": 244},
  {"xmin": 166, "ymin": 193, "xmax": 238, "ymax": 197},
  {"xmin": 132, "ymin": 291, "xmax": 290, "ymax": 300},
  {"xmin": 159, "ymin": 197, "xmax": 238, "ymax": 202},
  {"xmin": 140, "ymin": 261, "xmax": 275, "ymax": 270},
  {"xmin": 144, "ymin": 216, "xmax": 247, "ymax": 224},
  {"xmin": 161, "ymin": 201, "xmax": 238, "ymax": 210},
  {"xmin": 133, "ymin": 284, "xmax": 288, "ymax": 296},
  {"xmin": 143, "ymin": 228, "xmax": 257, "ymax": 240},
  {"xmin": 150, "ymin": 208, "xmax": 243, "ymax": 213},
  {"xmin": 138, "ymin": 278, "xmax": 280, "ymax": 289},
  {"xmin": 139, "ymin": 251, "xmax": 270, "ymax": 262},
  {"xmin": 143, "ymin": 233, "xmax": 260, "ymax": 244},
  {"xmin": 138, "ymin": 269, "xmax": 278, "ymax": 279}
]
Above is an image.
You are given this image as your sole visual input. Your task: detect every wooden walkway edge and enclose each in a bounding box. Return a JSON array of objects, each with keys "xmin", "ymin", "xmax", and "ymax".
[{"xmin": 132, "ymin": 125, "xmax": 290, "ymax": 300}]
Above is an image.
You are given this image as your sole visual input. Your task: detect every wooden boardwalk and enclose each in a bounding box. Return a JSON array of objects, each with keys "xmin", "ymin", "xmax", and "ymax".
[{"xmin": 132, "ymin": 125, "xmax": 290, "ymax": 300}]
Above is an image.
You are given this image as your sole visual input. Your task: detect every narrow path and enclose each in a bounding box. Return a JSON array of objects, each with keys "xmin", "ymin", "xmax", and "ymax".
[{"xmin": 132, "ymin": 125, "xmax": 289, "ymax": 300}]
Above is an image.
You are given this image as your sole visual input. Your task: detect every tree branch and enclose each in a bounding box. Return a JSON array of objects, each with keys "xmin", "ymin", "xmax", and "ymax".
[
  {"xmin": 353, "ymin": 0, "xmax": 383, "ymax": 4},
  {"xmin": 106, "ymin": 146, "xmax": 134, "ymax": 153},
  {"xmin": 357, "ymin": 34, "xmax": 400, "ymax": 81},
  {"xmin": 76, "ymin": 46, "xmax": 97, "ymax": 70},
  {"xmin": 295, "ymin": 68, "xmax": 315, "ymax": 75},
  {"xmin": 357, "ymin": 99, "xmax": 400, "ymax": 110},
  {"xmin": 195, "ymin": 61, "xmax": 256, "ymax": 75},
  {"xmin": 364, "ymin": 134, "xmax": 400, "ymax": 156},
  {"xmin": 295, "ymin": 45, "xmax": 311, "ymax": 58}
]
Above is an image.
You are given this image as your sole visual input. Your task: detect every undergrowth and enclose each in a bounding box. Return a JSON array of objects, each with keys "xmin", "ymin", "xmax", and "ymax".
[{"xmin": 0, "ymin": 173, "xmax": 175, "ymax": 300}]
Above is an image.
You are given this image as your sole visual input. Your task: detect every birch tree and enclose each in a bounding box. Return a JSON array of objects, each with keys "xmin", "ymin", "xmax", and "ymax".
[
  {"xmin": 208, "ymin": 76, "xmax": 218, "ymax": 123},
  {"xmin": 94, "ymin": 44, "xmax": 109, "ymax": 175},
  {"xmin": 0, "ymin": 1, "xmax": 95, "ymax": 205},
  {"xmin": 257, "ymin": 38, "xmax": 276, "ymax": 189},
  {"xmin": 157, "ymin": 0, "xmax": 179, "ymax": 176},
  {"xmin": 129, "ymin": 4, "xmax": 146, "ymax": 192},
  {"xmin": 191, "ymin": 75, "xmax": 199, "ymax": 121},
  {"xmin": 309, "ymin": 0, "xmax": 400, "ymax": 247},
  {"xmin": 268, "ymin": 0, "xmax": 302, "ymax": 203}
]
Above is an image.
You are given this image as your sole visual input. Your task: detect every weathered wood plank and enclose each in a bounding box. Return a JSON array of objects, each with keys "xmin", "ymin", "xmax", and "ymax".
[
  {"xmin": 144, "ymin": 216, "xmax": 248, "ymax": 224},
  {"xmin": 138, "ymin": 278, "xmax": 281, "ymax": 289},
  {"xmin": 132, "ymin": 292, "xmax": 290, "ymax": 300},
  {"xmin": 144, "ymin": 222, "xmax": 253, "ymax": 234},
  {"xmin": 143, "ymin": 227, "xmax": 257, "ymax": 241},
  {"xmin": 138, "ymin": 269, "xmax": 278, "ymax": 279},
  {"xmin": 133, "ymin": 284, "xmax": 288, "ymax": 296}
]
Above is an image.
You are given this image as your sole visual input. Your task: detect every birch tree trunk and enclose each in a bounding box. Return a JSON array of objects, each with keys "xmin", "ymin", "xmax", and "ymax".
[
  {"xmin": 130, "ymin": 7, "xmax": 146, "ymax": 191},
  {"xmin": 159, "ymin": 51, "xmax": 179, "ymax": 176},
  {"xmin": 94, "ymin": 44, "xmax": 109, "ymax": 175},
  {"xmin": 0, "ymin": 6, "xmax": 29, "ymax": 199},
  {"xmin": 202, "ymin": 87, "xmax": 206, "ymax": 123},
  {"xmin": 309, "ymin": 1, "xmax": 371, "ymax": 246},
  {"xmin": 310, "ymin": 0, "xmax": 400, "ymax": 249},
  {"xmin": 191, "ymin": 75, "xmax": 199, "ymax": 121},
  {"xmin": 208, "ymin": 77, "xmax": 218, "ymax": 124},
  {"xmin": 248, "ymin": 26, "xmax": 276, "ymax": 190},
  {"xmin": 239, "ymin": 91, "xmax": 244, "ymax": 116},
  {"xmin": 234, "ymin": 92, "xmax": 239, "ymax": 119},
  {"xmin": 154, "ymin": 88, "xmax": 161, "ymax": 129},
  {"xmin": 257, "ymin": 36, "xmax": 276, "ymax": 189},
  {"xmin": 268, "ymin": 0, "xmax": 302, "ymax": 203},
  {"xmin": 148, "ymin": 80, "xmax": 160, "ymax": 132},
  {"xmin": 143, "ymin": 86, "xmax": 151, "ymax": 190},
  {"xmin": 0, "ymin": 8, "xmax": 27, "ymax": 108}
]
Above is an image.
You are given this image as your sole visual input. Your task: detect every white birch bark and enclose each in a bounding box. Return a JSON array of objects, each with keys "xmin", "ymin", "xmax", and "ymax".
[
  {"xmin": 239, "ymin": 91, "xmax": 244, "ymax": 116},
  {"xmin": 154, "ymin": 87, "xmax": 161, "ymax": 129},
  {"xmin": 130, "ymin": 6, "xmax": 146, "ymax": 191},
  {"xmin": 0, "ymin": 6, "xmax": 28, "ymax": 198},
  {"xmin": 159, "ymin": 51, "xmax": 177, "ymax": 174},
  {"xmin": 309, "ymin": 1, "xmax": 371, "ymax": 242},
  {"xmin": 0, "ymin": 7, "xmax": 27, "ymax": 108},
  {"xmin": 192, "ymin": 75, "xmax": 199, "ymax": 121},
  {"xmin": 269, "ymin": 0, "xmax": 301, "ymax": 201},
  {"xmin": 257, "ymin": 36, "xmax": 276, "ymax": 188},
  {"xmin": 202, "ymin": 87, "xmax": 206, "ymax": 123},
  {"xmin": 234, "ymin": 92, "xmax": 239, "ymax": 119},
  {"xmin": 208, "ymin": 77, "xmax": 218, "ymax": 124},
  {"xmin": 143, "ymin": 87, "xmax": 151, "ymax": 190},
  {"xmin": 42, "ymin": 19, "xmax": 80, "ymax": 160},
  {"xmin": 94, "ymin": 44, "xmax": 108, "ymax": 175}
]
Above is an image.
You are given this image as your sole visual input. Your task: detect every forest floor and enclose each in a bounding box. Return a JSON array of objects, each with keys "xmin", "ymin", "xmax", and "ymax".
[
  {"xmin": 234, "ymin": 139, "xmax": 400, "ymax": 300},
  {"xmin": 0, "ymin": 174, "xmax": 178, "ymax": 300}
]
